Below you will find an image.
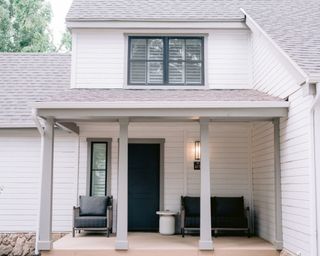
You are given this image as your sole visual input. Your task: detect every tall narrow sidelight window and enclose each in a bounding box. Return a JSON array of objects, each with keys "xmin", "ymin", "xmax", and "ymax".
[
  {"xmin": 90, "ymin": 142, "xmax": 108, "ymax": 196},
  {"xmin": 128, "ymin": 36, "xmax": 204, "ymax": 86}
]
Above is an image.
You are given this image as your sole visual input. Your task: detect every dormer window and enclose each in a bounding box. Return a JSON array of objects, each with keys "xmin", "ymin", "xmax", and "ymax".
[{"xmin": 128, "ymin": 36, "xmax": 204, "ymax": 86}]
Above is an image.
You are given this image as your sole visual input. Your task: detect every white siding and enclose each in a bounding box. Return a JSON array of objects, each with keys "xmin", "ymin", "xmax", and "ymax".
[
  {"xmin": 72, "ymin": 28, "xmax": 251, "ymax": 89},
  {"xmin": 252, "ymin": 122, "xmax": 275, "ymax": 243},
  {"xmin": 0, "ymin": 130, "xmax": 78, "ymax": 232},
  {"xmin": 279, "ymin": 89, "xmax": 313, "ymax": 256},
  {"xmin": 251, "ymin": 28, "xmax": 314, "ymax": 255},
  {"xmin": 72, "ymin": 30, "xmax": 125, "ymax": 88},
  {"xmin": 76, "ymin": 122, "xmax": 253, "ymax": 232},
  {"xmin": 251, "ymin": 31, "xmax": 300, "ymax": 98}
]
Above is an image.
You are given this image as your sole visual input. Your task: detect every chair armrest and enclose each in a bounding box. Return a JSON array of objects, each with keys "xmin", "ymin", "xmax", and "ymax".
[
  {"xmin": 245, "ymin": 206, "xmax": 250, "ymax": 229},
  {"xmin": 180, "ymin": 205, "xmax": 185, "ymax": 229},
  {"xmin": 73, "ymin": 206, "xmax": 80, "ymax": 227},
  {"xmin": 107, "ymin": 205, "xmax": 113, "ymax": 230}
]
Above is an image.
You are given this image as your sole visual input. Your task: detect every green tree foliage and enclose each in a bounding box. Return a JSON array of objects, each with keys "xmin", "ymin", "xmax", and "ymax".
[
  {"xmin": 57, "ymin": 29, "xmax": 72, "ymax": 52},
  {"xmin": 0, "ymin": 0, "xmax": 55, "ymax": 52}
]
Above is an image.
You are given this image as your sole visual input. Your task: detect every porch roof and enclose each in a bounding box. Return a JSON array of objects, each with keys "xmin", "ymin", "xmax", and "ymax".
[{"xmin": 32, "ymin": 89, "xmax": 289, "ymax": 122}]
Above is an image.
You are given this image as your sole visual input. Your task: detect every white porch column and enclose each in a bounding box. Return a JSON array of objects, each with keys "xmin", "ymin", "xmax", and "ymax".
[
  {"xmin": 199, "ymin": 118, "xmax": 213, "ymax": 250},
  {"xmin": 273, "ymin": 118, "xmax": 283, "ymax": 249},
  {"xmin": 36, "ymin": 118, "xmax": 54, "ymax": 251},
  {"xmin": 115, "ymin": 118, "xmax": 129, "ymax": 250}
]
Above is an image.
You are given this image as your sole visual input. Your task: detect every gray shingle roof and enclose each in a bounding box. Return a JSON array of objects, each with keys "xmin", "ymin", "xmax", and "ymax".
[
  {"xmin": 39, "ymin": 88, "xmax": 283, "ymax": 103},
  {"xmin": 0, "ymin": 53, "xmax": 71, "ymax": 127},
  {"xmin": 66, "ymin": 0, "xmax": 320, "ymax": 76},
  {"xmin": 0, "ymin": 54, "xmax": 283, "ymax": 128}
]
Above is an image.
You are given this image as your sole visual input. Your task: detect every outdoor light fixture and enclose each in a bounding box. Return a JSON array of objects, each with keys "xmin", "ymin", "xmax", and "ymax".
[
  {"xmin": 195, "ymin": 141, "xmax": 201, "ymax": 160},
  {"xmin": 194, "ymin": 141, "xmax": 201, "ymax": 170}
]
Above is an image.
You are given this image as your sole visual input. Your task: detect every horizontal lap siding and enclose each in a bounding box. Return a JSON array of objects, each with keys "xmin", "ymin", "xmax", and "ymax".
[
  {"xmin": 279, "ymin": 89, "xmax": 313, "ymax": 256},
  {"xmin": 73, "ymin": 30, "xmax": 124, "ymax": 88},
  {"xmin": 252, "ymin": 28, "xmax": 313, "ymax": 255},
  {"xmin": 252, "ymin": 32, "xmax": 299, "ymax": 98},
  {"xmin": 187, "ymin": 123, "xmax": 252, "ymax": 207},
  {"xmin": 72, "ymin": 28, "xmax": 251, "ymax": 89},
  {"xmin": 0, "ymin": 132, "xmax": 40, "ymax": 231},
  {"xmin": 252, "ymin": 122, "xmax": 275, "ymax": 243},
  {"xmin": 0, "ymin": 131, "xmax": 78, "ymax": 232},
  {"xmin": 207, "ymin": 30, "xmax": 251, "ymax": 89},
  {"xmin": 77, "ymin": 122, "xmax": 252, "ymax": 217}
]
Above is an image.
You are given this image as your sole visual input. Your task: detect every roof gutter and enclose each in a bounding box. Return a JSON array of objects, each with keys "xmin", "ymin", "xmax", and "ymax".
[
  {"xmin": 32, "ymin": 109, "xmax": 44, "ymax": 136},
  {"xmin": 310, "ymin": 82, "xmax": 320, "ymax": 256},
  {"xmin": 240, "ymin": 8, "xmax": 309, "ymax": 86}
]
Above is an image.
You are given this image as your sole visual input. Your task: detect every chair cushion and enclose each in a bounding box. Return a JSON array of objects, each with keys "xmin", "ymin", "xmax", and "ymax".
[
  {"xmin": 74, "ymin": 216, "xmax": 107, "ymax": 228},
  {"xmin": 213, "ymin": 216, "xmax": 248, "ymax": 228},
  {"xmin": 213, "ymin": 197, "xmax": 245, "ymax": 217},
  {"xmin": 79, "ymin": 196, "xmax": 108, "ymax": 216},
  {"xmin": 183, "ymin": 197, "xmax": 200, "ymax": 217}
]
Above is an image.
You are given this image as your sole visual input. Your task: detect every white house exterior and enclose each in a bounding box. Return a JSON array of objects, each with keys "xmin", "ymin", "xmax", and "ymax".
[{"xmin": 1, "ymin": 1, "xmax": 320, "ymax": 256}]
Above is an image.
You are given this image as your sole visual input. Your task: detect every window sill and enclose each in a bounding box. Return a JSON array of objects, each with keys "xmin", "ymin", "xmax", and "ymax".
[{"xmin": 125, "ymin": 85, "xmax": 209, "ymax": 90}]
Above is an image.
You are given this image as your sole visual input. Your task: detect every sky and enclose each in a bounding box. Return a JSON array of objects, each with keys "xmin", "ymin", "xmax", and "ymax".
[{"xmin": 49, "ymin": 0, "xmax": 73, "ymax": 46}]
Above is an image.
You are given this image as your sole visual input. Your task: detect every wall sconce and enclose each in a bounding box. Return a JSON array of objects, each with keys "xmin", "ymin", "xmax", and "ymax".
[{"xmin": 194, "ymin": 141, "xmax": 201, "ymax": 170}]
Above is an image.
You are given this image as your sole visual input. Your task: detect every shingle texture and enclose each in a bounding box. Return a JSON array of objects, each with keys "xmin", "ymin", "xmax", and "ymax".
[
  {"xmin": 41, "ymin": 89, "xmax": 283, "ymax": 103},
  {"xmin": 0, "ymin": 54, "xmax": 71, "ymax": 127},
  {"xmin": 0, "ymin": 54, "xmax": 283, "ymax": 127},
  {"xmin": 67, "ymin": 0, "xmax": 320, "ymax": 75}
]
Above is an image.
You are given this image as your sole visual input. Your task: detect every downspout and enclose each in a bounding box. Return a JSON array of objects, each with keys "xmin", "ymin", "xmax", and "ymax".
[
  {"xmin": 311, "ymin": 82, "xmax": 320, "ymax": 256},
  {"xmin": 32, "ymin": 109, "xmax": 44, "ymax": 256}
]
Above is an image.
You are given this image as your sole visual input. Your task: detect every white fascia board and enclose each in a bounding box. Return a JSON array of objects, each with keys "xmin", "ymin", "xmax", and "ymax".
[
  {"xmin": 31, "ymin": 101, "xmax": 289, "ymax": 109},
  {"xmin": 0, "ymin": 123, "xmax": 36, "ymax": 128},
  {"xmin": 66, "ymin": 21, "xmax": 247, "ymax": 29},
  {"xmin": 240, "ymin": 8, "xmax": 308, "ymax": 86}
]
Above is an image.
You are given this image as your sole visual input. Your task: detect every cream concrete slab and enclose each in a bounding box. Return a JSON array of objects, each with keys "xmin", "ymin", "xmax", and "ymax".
[{"xmin": 42, "ymin": 232, "xmax": 279, "ymax": 256}]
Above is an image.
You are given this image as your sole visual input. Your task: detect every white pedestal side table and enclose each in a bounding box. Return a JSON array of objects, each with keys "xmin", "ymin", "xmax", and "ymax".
[{"xmin": 156, "ymin": 211, "xmax": 177, "ymax": 235}]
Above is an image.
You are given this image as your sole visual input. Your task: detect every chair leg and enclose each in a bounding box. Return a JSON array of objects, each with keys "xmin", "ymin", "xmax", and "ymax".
[
  {"xmin": 72, "ymin": 228, "xmax": 75, "ymax": 237},
  {"xmin": 214, "ymin": 229, "xmax": 218, "ymax": 238},
  {"xmin": 107, "ymin": 229, "xmax": 110, "ymax": 237},
  {"xmin": 247, "ymin": 229, "xmax": 250, "ymax": 238},
  {"xmin": 181, "ymin": 228, "xmax": 185, "ymax": 238}
]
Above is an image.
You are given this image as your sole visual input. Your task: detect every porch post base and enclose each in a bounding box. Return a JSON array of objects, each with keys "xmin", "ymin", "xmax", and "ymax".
[
  {"xmin": 115, "ymin": 240, "xmax": 129, "ymax": 250},
  {"xmin": 37, "ymin": 240, "xmax": 53, "ymax": 251},
  {"xmin": 273, "ymin": 240, "xmax": 283, "ymax": 250},
  {"xmin": 198, "ymin": 240, "xmax": 213, "ymax": 250}
]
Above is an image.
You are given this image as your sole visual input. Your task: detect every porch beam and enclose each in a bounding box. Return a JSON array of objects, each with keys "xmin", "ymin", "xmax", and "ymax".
[
  {"xmin": 199, "ymin": 117, "xmax": 213, "ymax": 250},
  {"xmin": 56, "ymin": 122, "xmax": 79, "ymax": 134},
  {"xmin": 36, "ymin": 118, "xmax": 55, "ymax": 252},
  {"xmin": 115, "ymin": 118, "xmax": 129, "ymax": 250},
  {"xmin": 36, "ymin": 107, "xmax": 288, "ymax": 120},
  {"xmin": 273, "ymin": 118, "xmax": 283, "ymax": 249}
]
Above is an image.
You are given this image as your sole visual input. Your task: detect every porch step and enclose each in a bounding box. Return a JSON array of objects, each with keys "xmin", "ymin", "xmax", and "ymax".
[{"xmin": 42, "ymin": 233, "xmax": 279, "ymax": 256}]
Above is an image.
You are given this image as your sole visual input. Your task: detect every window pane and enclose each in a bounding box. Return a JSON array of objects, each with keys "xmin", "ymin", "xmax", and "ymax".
[
  {"xmin": 148, "ymin": 62, "xmax": 163, "ymax": 84},
  {"xmin": 186, "ymin": 62, "xmax": 202, "ymax": 84},
  {"xmin": 92, "ymin": 143, "xmax": 106, "ymax": 170},
  {"xmin": 169, "ymin": 39, "xmax": 185, "ymax": 60},
  {"xmin": 91, "ymin": 170, "xmax": 106, "ymax": 196},
  {"xmin": 148, "ymin": 39, "xmax": 163, "ymax": 60},
  {"xmin": 169, "ymin": 62, "xmax": 185, "ymax": 84},
  {"xmin": 130, "ymin": 61, "xmax": 146, "ymax": 84},
  {"xmin": 131, "ymin": 39, "xmax": 147, "ymax": 59},
  {"xmin": 186, "ymin": 39, "xmax": 202, "ymax": 61}
]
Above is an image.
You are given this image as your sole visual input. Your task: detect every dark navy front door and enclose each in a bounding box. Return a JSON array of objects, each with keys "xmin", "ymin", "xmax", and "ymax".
[{"xmin": 128, "ymin": 143, "xmax": 160, "ymax": 231}]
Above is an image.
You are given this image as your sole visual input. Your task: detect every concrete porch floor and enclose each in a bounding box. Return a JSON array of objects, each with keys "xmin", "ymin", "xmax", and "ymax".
[{"xmin": 43, "ymin": 232, "xmax": 280, "ymax": 256}]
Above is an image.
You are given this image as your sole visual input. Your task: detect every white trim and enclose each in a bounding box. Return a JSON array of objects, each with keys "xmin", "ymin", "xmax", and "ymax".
[
  {"xmin": 71, "ymin": 32, "xmax": 78, "ymax": 88},
  {"xmin": 241, "ymin": 8, "xmax": 308, "ymax": 86},
  {"xmin": 67, "ymin": 21, "xmax": 247, "ymax": 29},
  {"xmin": 31, "ymin": 101, "xmax": 289, "ymax": 109}
]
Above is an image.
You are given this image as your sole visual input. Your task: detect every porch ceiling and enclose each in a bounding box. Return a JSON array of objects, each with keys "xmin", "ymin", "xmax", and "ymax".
[{"xmin": 31, "ymin": 89, "xmax": 288, "ymax": 122}]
